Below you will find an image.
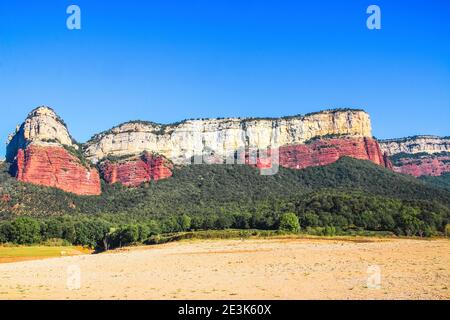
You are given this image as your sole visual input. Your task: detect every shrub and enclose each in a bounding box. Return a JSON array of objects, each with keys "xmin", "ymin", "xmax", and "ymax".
[{"xmin": 279, "ymin": 213, "xmax": 300, "ymax": 233}]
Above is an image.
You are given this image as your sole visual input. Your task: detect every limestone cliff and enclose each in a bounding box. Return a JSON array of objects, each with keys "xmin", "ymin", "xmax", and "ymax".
[
  {"xmin": 84, "ymin": 109, "xmax": 373, "ymax": 165},
  {"xmin": 379, "ymin": 136, "xmax": 450, "ymax": 177},
  {"xmin": 379, "ymin": 136, "xmax": 450, "ymax": 156},
  {"xmin": 6, "ymin": 107, "xmax": 75, "ymax": 162},
  {"xmin": 6, "ymin": 107, "xmax": 101, "ymax": 195}
]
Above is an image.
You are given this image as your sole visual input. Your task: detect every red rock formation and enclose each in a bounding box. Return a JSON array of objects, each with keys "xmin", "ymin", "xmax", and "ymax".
[
  {"xmin": 100, "ymin": 152, "xmax": 173, "ymax": 187},
  {"xmin": 247, "ymin": 137, "xmax": 392, "ymax": 171},
  {"xmin": 14, "ymin": 145, "xmax": 101, "ymax": 195},
  {"xmin": 392, "ymin": 155, "xmax": 450, "ymax": 177}
]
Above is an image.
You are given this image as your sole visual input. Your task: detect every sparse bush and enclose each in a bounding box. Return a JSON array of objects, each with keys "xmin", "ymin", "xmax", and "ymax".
[{"xmin": 279, "ymin": 213, "xmax": 300, "ymax": 233}]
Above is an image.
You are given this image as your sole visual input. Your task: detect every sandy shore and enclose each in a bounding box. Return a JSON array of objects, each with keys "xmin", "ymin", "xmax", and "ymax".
[{"xmin": 0, "ymin": 237, "xmax": 449, "ymax": 300}]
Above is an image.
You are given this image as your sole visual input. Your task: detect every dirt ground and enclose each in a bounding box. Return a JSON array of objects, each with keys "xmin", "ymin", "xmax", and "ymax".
[{"xmin": 0, "ymin": 237, "xmax": 449, "ymax": 300}]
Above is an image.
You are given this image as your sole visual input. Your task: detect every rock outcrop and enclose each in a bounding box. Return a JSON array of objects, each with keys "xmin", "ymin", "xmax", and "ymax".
[
  {"xmin": 380, "ymin": 136, "xmax": 450, "ymax": 156},
  {"xmin": 380, "ymin": 136, "xmax": 450, "ymax": 177},
  {"xmin": 84, "ymin": 109, "xmax": 376, "ymax": 163},
  {"xmin": 278, "ymin": 137, "xmax": 392, "ymax": 170},
  {"xmin": 15, "ymin": 144, "xmax": 101, "ymax": 195},
  {"xmin": 6, "ymin": 107, "xmax": 394, "ymax": 191},
  {"xmin": 388, "ymin": 154, "xmax": 450, "ymax": 177},
  {"xmin": 6, "ymin": 107, "xmax": 101, "ymax": 195},
  {"xmin": 99, "ymin": 152, "xmax": 173, "ymax": 187}
]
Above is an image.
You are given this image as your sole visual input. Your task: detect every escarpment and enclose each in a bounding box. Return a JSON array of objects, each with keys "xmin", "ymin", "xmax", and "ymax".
[
  {"xmin": 6, "ymin": 107, "xmax": 101, "ymax": 195},
  {"xmin": 99, "ymin": 152, "xmax": 173, "ymax": 187},
  {"xmin": 84, "ymin": 109, "xmax": 374, "ymax": 164},
  {"xmin": 6, "ymin": 107, "xmax": 394, "ymax": 193},
  {"xmin": 380, "ymin": 136, "xmax": 450, "ymax": 177}
]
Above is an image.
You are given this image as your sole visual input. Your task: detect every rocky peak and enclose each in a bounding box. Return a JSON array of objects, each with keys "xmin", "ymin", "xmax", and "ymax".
[
  {"xmin": 6, "ymin": 106, "xmax": 101, "ymax": 196},
  {"xmin": 6, "ymin": 106, "xmax": 75, "ymax": 162}
]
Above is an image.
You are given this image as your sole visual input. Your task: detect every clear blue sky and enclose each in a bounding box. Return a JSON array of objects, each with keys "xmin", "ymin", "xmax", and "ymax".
[{"xmin": 0, "ymin": 0, "xmax": 449, "ymax": 158}]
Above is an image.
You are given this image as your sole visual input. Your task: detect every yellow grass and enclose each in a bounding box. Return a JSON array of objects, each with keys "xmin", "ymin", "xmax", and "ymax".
[{"xmin": 0, "ymin": 246, "xmax": 91, "ymax": 264}]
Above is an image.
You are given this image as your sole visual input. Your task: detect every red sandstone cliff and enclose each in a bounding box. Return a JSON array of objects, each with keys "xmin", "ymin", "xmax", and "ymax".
[
  {"xmin": 279, "ymin": 137, "xmax": 391, "ymax": 170},
  {"xmin": 15, "ymin": 145, "xmax": 101, "ymax": 195},
  {"xmin": 391, "ymin": 155, "xmax": 450, "ymax": 177},
  {"xmin": 100, "ymin": 152, "xmax": 173, "ymax": 187},
  {"xmin": 246, "ymin": 137, "xmax": 392, "ymax": 171},
  {"xmin": 7, "ymin": 107, "xmax": 102, "ymax": 196}
]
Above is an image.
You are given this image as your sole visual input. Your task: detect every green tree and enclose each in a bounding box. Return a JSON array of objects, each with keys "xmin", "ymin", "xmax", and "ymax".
[
  {"xmin": 137, "ymin": 224, "xmax": 150, "ymax": 242},
  {"xmin": 74, "ymin": 219, "xmax": 110, "ymax": 249},
  {"xmin": 11, "ymin": 217, "xmax": 41, "ymax": 244},
  {"xmin": 41, "ymin": 219, "xmax": 64, "ymax": 240},
  {"xmin": 0, "ymin": 222, "xmax": 14, "ymax": 243},
  {"xmin": 279, "ymin": 213, "xmax": 300, "ymax": 233},
  {"xmin": 118, "ymin": 225, "xmax": 139, "ymax": 246},
  {"xmin": 178, "ymin": 215, "xmax": 192, "ymax": 231}
]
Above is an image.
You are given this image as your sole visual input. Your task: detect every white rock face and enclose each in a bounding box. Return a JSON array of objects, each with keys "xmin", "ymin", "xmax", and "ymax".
[
  {"xmin": 84, "ymin": 109, "xmax": 373, "ymax": 164},
  {"xmin": 6, "ymin": 106, "xmax": 75, "ymax": 161},
  {"xmin": 379, "ymin": 136, "xmax": 450, "ymax": 156}
]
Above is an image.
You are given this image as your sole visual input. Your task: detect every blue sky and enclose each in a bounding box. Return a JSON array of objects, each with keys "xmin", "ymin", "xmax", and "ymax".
[{"xmin": 0, "ymin": 0, "xmax": 449, "ymax": 157}]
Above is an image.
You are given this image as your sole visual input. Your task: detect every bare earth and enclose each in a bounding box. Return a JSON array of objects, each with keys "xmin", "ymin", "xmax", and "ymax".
[{"xmin": 0, "ymin": 238, "xmax": 449, "ymax": 300}]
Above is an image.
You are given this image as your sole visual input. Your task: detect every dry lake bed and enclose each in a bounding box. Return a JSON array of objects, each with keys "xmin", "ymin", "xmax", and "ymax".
[{"xmin": 0, "ymin": 237, "xmax": 449, "ymax": 300}]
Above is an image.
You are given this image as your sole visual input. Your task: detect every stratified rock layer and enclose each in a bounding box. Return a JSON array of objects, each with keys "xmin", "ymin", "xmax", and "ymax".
[
  {"xmin": 380, "ymin": 136, "xmax": 450, "ymax": 156},
  {"xmin": 391, "ymin": 154, "xmax": 450, "ymax": 177},
  {"xmin": 243, "ymin": 137, "xmax": 391, "ymax": 171},
  {"xmin": 380, "ymin": 136, "xmax": 450, "ymax": 177},
  {"xmin": 7, "ymin": 107, "xmax": 102, "ymax": 195},
  {"xmin": 279, "ymin": 137, "xmax": 391, "ymax": 170},
  {"xmin": 6, "ymin": 106, "xmax": 394, "ymax": 190},
  {"xmin": 100, "ymin": 153, "xmax": 173, "ymax": 187},
  {"xmin": 84, "ymin": 109, "xmax": 373, "ymax": 164},
  {"xmin": 15, "ymin": 144, "xmax": 101, "ymax": 195},
  {"xmin": 7, "ymin": 106, "xmax": 75, "ymax": 162}
]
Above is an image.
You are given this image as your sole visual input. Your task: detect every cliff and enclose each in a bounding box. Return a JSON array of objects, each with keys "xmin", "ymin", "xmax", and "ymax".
[
  {"xmin": 15, "ymin": 145, "xmax": 101, "ymax": 195},
  {"xmin": 380, "ymin": 136, "xmax": 450, "ymax": 177},
  {"xmin": 278, "ymin": 137, "xmax": 392, "ymax": 170},
  {"xmin": 99, "ymin": 152, "xmax": 173, "ymax": 187},
  {"xmin": 379, "ymin": 136, "xmax": 450, "ymax": 156},
  {"xmin": 6, "ymin": 107, "xmax": 101, "ymax": 195},
  {"xmin": 84, "ymin": 109, "xmax": 374, "ymax": 165},
  {"xmin": 6, "ymin": 107, "xmax": 392, "ymax": 191}
]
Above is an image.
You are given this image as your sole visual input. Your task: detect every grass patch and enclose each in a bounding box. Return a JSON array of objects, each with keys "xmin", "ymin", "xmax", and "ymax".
[{"xmin": 0, "ymin": 245, "xmax": 90, "ymax": 264}]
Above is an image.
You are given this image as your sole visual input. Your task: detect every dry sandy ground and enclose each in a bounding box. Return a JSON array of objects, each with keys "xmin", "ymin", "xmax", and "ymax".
[{"xmin": 0, "ymin": 238, "xmax": 449, "ymax": 300}]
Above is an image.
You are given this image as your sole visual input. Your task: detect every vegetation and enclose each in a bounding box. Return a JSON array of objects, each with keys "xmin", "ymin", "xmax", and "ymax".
[
  {"xmin": 0, "ymin": 246, "xmax": 88, "ymax": 264},
  {"xmin": 279, "ymin": 213, "xmax": 300, "ymax": 233},
  {"xmin": 62, "ymin": 144, "xmax": 92, "ymax": 168},
  {"xmin": 420, "ymin": 173, "xmax": 450, "ymax": 192},
  {"xmin": 1, "ymin": 157, "xmax": 450, "ymax": 250}
]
